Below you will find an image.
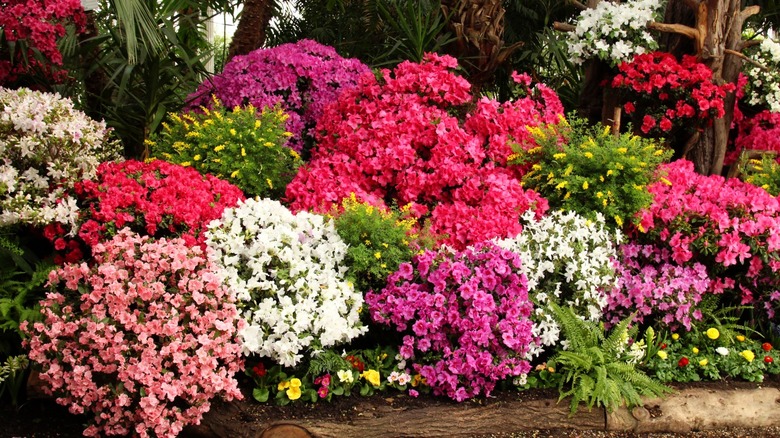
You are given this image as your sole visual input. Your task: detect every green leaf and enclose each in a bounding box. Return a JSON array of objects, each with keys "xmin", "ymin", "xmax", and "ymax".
[{"xmin": 253, "ymin": 387, "xmax": 269, "ymax": 403}]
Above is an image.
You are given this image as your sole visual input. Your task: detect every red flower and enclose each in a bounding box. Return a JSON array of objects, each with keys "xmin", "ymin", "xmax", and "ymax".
[
  {"xmin": 345, "ymin": 355, "xmax": 365, "ymax": 372},
  {"xmin": 252, "ymin": 363, "xmax": 267, "ymax": 377},
  {"xmin": 763, "ymin": 343, "xmax": 773, "ymax": 352},
  {"xmin": 624, "ymin": 102, "xmax": 635, "ymax": 114},
  {"xmin": 678, "ymin": 357, "xmax": 690, "ymax": 367},
  {"xmin": 765, "ymin": 356, "xmax": 774, "ymax": 364},
  {"xmin": 660, "ymin": 343, "xmax": 667, "ymax": 350}
]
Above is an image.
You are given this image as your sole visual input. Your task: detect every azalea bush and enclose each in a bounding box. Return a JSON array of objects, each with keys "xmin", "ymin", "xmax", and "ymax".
[
  {"xmin": 366, "ymin": 242, "xmax": 536, "ymax": 401},
  {"xmin": 565, "ymin": 0, "xmax": 663, "ymax": 66},
  {"xmin": 147, "ymin": 99, "xmax": 301, "ymax": 199},
  {"xmin": 205, "ymin": 198, "xmax": 366, "ymax": 368},
  {"xmin": 495, "ymin": 210, "xmax": 621, "ymax": 358},
  {"xmin": 187, "ymin": 39, "xmax": 370, "ymax": 154},
  {"xmin": 330, "ymin": 194, "xmax": 419, "ymax": 294},
  {"xmin": 732, "ymin": 110, "xmax": 780, "ymax": 160},
  {"xmin": 605, "ymin": 243, "xmax": 714, "ymax": 331},
  {"xmin": 22, "ymin": 229, "xmax": 244, "ymax": 437},
  {"xmin": 42, "ymin": 159, "xmax": 244, "ymax": 264},
  {"xmin": 286, "ymin": 54, "xmax": 556, "ymax": 249},
  {"xmin": 0, "ymin": 0, "xmax": 86, "ymax": 86},
  {"xmin": 740, "ymin": 153, "xmax": 780, "ymax": 196},
  {"xmin": 612, "ymin": 52, "xmax": 735, "ymax": 136},
  {"xmin": 645, "ymin": 327, "xmax": 780, "ymax": 383},
  {"xmin": 638, "ymin": 159, "xmax": 780, "ymax": 318},
  {"xmin": 0, "ymin": 87, "xmax": 120, "ymax": 231},
  {"xmin": 742, "ymin": 38, "xmax": 780, "ymax": 113},
  {"xmin": 516, "ymin": 117, "xmax": 671, "ymax": 229}
]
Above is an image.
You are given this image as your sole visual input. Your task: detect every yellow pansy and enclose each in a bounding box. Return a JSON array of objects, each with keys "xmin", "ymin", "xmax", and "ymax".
[
  {"xmin": 361, "ymin": 369, "xmax": 381, "ymax": 387},
  {"xmin": 278, "ymin": 381, "xmax": 290, "ymax": 391},
  {"xmin": 289, "ymin": 378, "xmax": 302, "ymax": 388},
  {"xmin": 286, "ymin": 386, "xmax": 302, "ymax": 400}
]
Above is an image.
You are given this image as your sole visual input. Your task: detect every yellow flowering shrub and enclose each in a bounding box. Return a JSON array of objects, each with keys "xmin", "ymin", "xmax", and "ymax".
[
  {"xmin": 514, "ymin": 116, "xmax": 672, "ymax": 229},
  {"xmin": 147, "ymin": 97, "xmax": 301, "ymax": 199}
]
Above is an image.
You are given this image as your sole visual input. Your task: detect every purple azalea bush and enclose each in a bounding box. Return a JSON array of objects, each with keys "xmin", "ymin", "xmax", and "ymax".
[
  {"xmin": 186, "ymin": 39, "xmax": 370, "ymax": 153},
  {"xmin": 366, "ymin": 242, "xmax": 535, "ymax": 401}
]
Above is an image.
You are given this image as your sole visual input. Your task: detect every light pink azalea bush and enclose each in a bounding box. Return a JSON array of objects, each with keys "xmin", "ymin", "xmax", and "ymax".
[
  {"xmin": 637, "ymin": 159, "xmax": 780, "ymax": 317},
  {"xmin": 286, "ymin": 54, "xmax": 558, "ymax": 249},
  {"xmin": 366, "ymin": 242, "xmax": 535, "ymax": 401},
  {"xmin": 22, "ymin": 229, "xmax": 244, "ymax": 437},
  {"xmin": 186, "ymin": 39, "xmax": 370, "ymax": 153},
  {"xmin": 605, "ymin": 243, "xmax": 714, "ymax": 331}
]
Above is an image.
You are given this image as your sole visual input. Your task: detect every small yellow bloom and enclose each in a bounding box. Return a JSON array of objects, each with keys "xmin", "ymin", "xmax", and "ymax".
[
  {"xmin": 740, "ymin": 350, "xmax": 755, "ymax": 362},
  {"xmin": 563, "ymin": 192, "xmax": 571, "ymax": 200},
  {"xmin": 547, "ymin": 367, "xmax": 555, "ymax": 373},
  {"xmin": 692, "ymin": 347, "xmax": 699, "ymax": 354},
  {"xmin": 532, "ymin": 163, "xmax": 542, "ymax": 171},
  {"xmin": 660, "ymin": 177, "xmax": 672, "ymax": 186},
  {"xmin": 671, "ymin": 333, "xmax": 679, "ymax": 340},
  {"xmin": 606, "ymin": 170, "xmax": 614, "ymax": 176},
  {"xmin": 286, "ymin": 386, "xmax": 302, "ymax": 400},
  {"xmin": 582, "ymin": 181, "xmax": 589, "ymax": 190},
  {"xmin": 617, "ymin": 147, "xmax": 628, "ymax": 154},
  {"xmin": 290, "ymin": 149, "xmax": 301, "ymax": 160},
  {"xmin": 241, "ymin": 148, "xmax": 247, "ymax": 157},
  {"xmin": 231, "ymin": 170, "xmax": 240, "ymax": 178},
  {"xmin": 193, "ymin": 154, "xmax": 201, "ymax": 161},
  {"xmin": 699, "ymin": 358, "xmax": 708, "ymax": 366},
  {"xmin": 181, "ymin": 161, "xmax": 191, "ymax": 167},
  {"xmin": 638, "ymin": 224, "xmax": 645, "ymax": 233},
  {"xmin": 654, "ymin": 149, "xmax": 664, "ymax": 156},
  {"xmin": 614, "ymin": 216, "xmax": 623, "ymax": 227},
  {"xmin": 706, "ymin": 328, "xmax": 720, "ymax": 340},
  {"xmin": 361, "ymin": 369, "xmax": 381, "ymax": 387},
  {"xmin": 255, "ymin": 120, "xmax": 262, "ymax": 129},
  {"xmin": 267, "ymin": 178, "xmax": 273, "ymax": 188},
  {"xmin": 289, "ymin": 378, "xmax": 302, "ymax": 388},
  {"xmin": 555, "ymin": 181, "xmax": 567, "ymax": 190},
  {"xmin": 736, "ymin": 334, "xmax": 746, "ymax": 342},
  {"xmin": 553, "ymin": 153, "xmax": 566, "ymax": 160},
  {"xmin": 230, "ymin": 128, "xmax": 237, "ymax": 136},
  {"xmin": 374, "ymin": 252, "xmax": 382, "ymax": 259},
  {"xmin": 657, "ymin": 351, "xmax": 668, "ymax": 360},
  {"xmin": 214, "ymin": 145, "xmax": 226, "ymax": 152},
  {"xmin": 584, "ymin": 152, "xmax": 594, "ymax": 159},
  {"xmin": 278, "ymin": 381, "xmax": 290, "ymax": 391}
]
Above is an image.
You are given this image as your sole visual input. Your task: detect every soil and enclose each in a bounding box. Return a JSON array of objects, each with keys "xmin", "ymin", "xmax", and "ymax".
[{"xmin": 3, "ymin": 376, "xmax": 780, "ymax": 438}]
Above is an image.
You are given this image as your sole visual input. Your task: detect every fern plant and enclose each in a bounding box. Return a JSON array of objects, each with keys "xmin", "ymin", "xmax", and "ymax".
[
  {"xmin": 549, "ymin": 302, "xmax": 672, "ymax": 414},
  {"xmin": 0, "ymin": 355, "xmax": 29, "ymax": 406}
]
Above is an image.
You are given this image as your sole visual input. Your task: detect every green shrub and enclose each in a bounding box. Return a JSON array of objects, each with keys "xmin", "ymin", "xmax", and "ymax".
[
  {"xmin": 740, "ymin": 154, "xmax": 780, "ymax": 196},
  {"xmin": 515, "ymin": 116, "xmax": 672, "ymax": 229},
  {"xmin": 147, "ymin": 98, "xmax": 301, "ymax": 199}
]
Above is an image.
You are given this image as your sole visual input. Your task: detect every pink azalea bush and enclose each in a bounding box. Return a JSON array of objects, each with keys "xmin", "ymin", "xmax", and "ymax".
[
  {"xmin": 186, "ymin": 39, "xmax": 370, "ymax": 153},
  {"xmin": 286, "ymin": 54, "xmax": 557, "ymax": 249},
  {"xmin": 0, "ymin": 0, "xmax": 86, "ymax": 85},
  {"xmin": 22, "ymin": 229, "xmax": 244, "ymax": 437},
  {"xmin": 42, "ymin": 159, "xmax": 245, "ymax": 263},
  {"xmin": 731, "ymin": 109, "xmax": 780, "ymax": 160},
  {"xmin": 605, "ymin": 243, "xmax": 714, "ymax": 331},
  {"xmin": 637, "ymin": 159, "xmax": 780, "ymax": 317},
  {"xmin": 366, "ymin": 242, "xmax": 535, "ymax": 401}
]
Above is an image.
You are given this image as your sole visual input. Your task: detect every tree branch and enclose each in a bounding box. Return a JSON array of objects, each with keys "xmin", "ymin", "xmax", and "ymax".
[
  {"xmin": 569, "ymin": 0, "xmax": 588, "ymax": 10},
  {"xmin": 739, "ymin": 5, "xmax": 761, "ymax": 22},
  {"xmin": 553, "ymin": 21, "xmax": 576, "ymax": 32},
  {"xmin": 724, "ymin": 48, "xmax": 769, "ymax": 71},
  {"xmin": 647, "ymin": 21, "xmax": 699, "ymax": 41}
]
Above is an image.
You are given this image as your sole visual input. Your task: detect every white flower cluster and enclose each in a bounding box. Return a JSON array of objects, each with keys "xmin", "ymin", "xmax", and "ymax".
[
  {"xmin": 0, "ymin": 87, "xmax": 119, "ymax": 231},
  {"xmin": 206, "ymin": 198, "xmax": 367, "ymax": 367},
  {"xmin": 496, "ymin": 210, "xmax": 622, "ymax": 358},
  {"xmin": 566, "ymin": 0, "xmax": 663, "ymax": 66},
  {"xmin": 744, "ymin": 38, "xmax": 780, "ymax": 112}
]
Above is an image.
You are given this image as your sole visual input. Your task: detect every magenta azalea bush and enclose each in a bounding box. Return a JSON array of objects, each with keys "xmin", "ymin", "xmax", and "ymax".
[
  {"xmin": 366, "ymin": 242, "xmax": 535, "ymax": 401},
  {"xmin": 638, "ymin": 159, "xmax": 780, "ymax": 317},
  {"xmin": 286, "ymin": 54, "xmax": 557, "ymax": 249},
  {"xmin": 605, "ymin": 243, "xmax": 714, "ymax": 331},
  {"xmin": 42, "ymin": 159, "xmax": 245, "ymax": 264},
  {"xmin": 186, "ymin": 39, "xmax": 370, "ymax": 153},
  {"xmin": 22, "ymin": 229, "xmax": 244, "ymax": 437}
]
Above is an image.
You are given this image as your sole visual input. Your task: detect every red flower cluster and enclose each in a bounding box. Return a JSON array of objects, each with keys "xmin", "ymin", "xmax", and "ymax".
[
  {"xmin": 730, "ymin": 110, "xmax": 780, "ymax": 163},
  {"xmin": 44, "ymin": 160, "xmax": 245, "ymax": 263},
  {"xmin": 0, "ymin": 0, "xmax": 86, "ymax": 85},
  {"xmin": 678, "ymin": 357, "xmax": 690, "ymax": 367},
  {"xmin": 345, "ymin": 355, "xmax": 365, "ymax": 372},
  {"xmin": 612, "ymin": 52, "xmax": 734, "ymax": 136},
  {"xmin": 285, "ymin": 54, "xmax": 555, "ymax": 248}
]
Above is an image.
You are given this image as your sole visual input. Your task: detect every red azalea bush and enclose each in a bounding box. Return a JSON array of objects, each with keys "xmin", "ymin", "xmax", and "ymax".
[
  {"xmin": 22, "ymin": 229, "xmax": 244, "ymax": 437},
  {"xmin": 637, "ymin": 159, "xmax": 780, "ymax": 317},
  {"xmin": 43, "ymin": 159, "xmax": 245, "ymax": 263},
  {"xmin": 0, "ymin": 0, "xmax": 86, "ymax": 85},
  {"xmin": 366, "ymin": 242, "xmax": 535, "ymax": 401},
  {"xmin": 186, "ymin": 39, "xmax": 370, "ymax": 153},
  {"xmin": 285, "ymin": 54, "xmax": 556, "ymax": 249},
  {"xmin": 612, "ymin": 52, "xmax": 734, "ymax": 136}
]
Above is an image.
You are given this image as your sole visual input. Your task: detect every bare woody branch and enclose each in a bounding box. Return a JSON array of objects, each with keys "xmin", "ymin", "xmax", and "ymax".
[
  {"xmin": 724, "ymin": 48, "xmax": 769, "ymax": 71},
  {"xmin": 647, "ymin": 21, "xmax": 699, "ymax": 41}
]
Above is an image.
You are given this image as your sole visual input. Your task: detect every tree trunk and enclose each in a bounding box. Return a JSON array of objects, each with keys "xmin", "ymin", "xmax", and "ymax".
[{"xmin": 227, "ymin": 0, "xmax": 275, "ymax": 61}]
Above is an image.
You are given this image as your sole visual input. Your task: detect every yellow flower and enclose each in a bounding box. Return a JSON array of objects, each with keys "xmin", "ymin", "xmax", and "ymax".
[
  {"xmin": 606, "ymin": 169, "xmax": 614, "ymax": 176},
  {"xmin": 361, "ymin": 369, "xmax": 381, "ymax": 387},
  {"xmin": 740, "ymin": 350, "xmax": 755, "ymax": 362},
  {"xmin": 555, "ymin": 181, "xmax": 567, "ymax": 190},
  {"xmin": 374, "ymin": 252, "xmax": 382, "ymax": 259},
  {"xmin": 699, "ymin": 358, "xmax": 708, "ymax": 366},
  {"xmin": 617, "ymin": 147, "xmax": 628, "ymax": 154},
  {"xmin": 692, "ymin": 347, "xmax": 699, "ymax": 354},
  {"xmin": 599, "ymin": 175, "xmax": 605, "ymax": 182},
  {"xmin": 508, "ymin": 153, "xmax": 521, "ymax": 162},
  {"xmin": 230, "ymin": 128, "xmax": 237, "ymax": 136},
  {"xmin": 706, "ymin": 328, "xmax": 720, "ymax": 340},
  {"xmin": 193, "ymin": 154, "xmax": 201, "ymax": 161},
  {"xmin": 582, "ymin": 181, "xmax": 589, "ymax": 190},
  {"xmin": 214, "ymin": 145, "xmax": 226, "ymax": 152},
  {"xmin": 290, "ymin": 150, "xmax": 301, "ymax": 160},
  {"xmin": 660, "ymin": 177, "xmax": 672, "ymax": 186},
  {"xmin": 671, "ymin": 333, "xmax": 679, "ymax": 340},
  {"xmin": 563, "ymin": 164, "xmax": 573, "ymax": 177},
  {"xmin": 289, "ymin": 378, "xmax": 302, "ymax": 388},
  {"xmin": 563, "ymin": 192, "xmax": 571, "ymax": 200},
  {"xmin": 181, "ymin": 161, "xmax": 191, "ymax": 167},
  {"xmin": 614, "ymin": 216, "xmax": 623, "ymax": 227},
  {"xmin": 255, "ymin": 120, "xmax": 262, "ymax": 129},
  {"xmin": 654, "ymin": 149, "xmax": 665, "ymax": 156},
  {"xmin": 553, "ymin": 153, "xmax": 566, "ymax": 160},
  {"xmin": 532, "ymin": 163, "xmax": 542, "ymax": 171},
  {"xmin": 278, "ymin": 381, "xmax": 290, "ymax": 391},
  {"xmin": 584, "ymin": 152, "xmax": 594, "ymax": 159},
  {"xmin": 286, "ymin": 386, "xmax": 302, "ymax": 400},
  {"xmin": 267, "ymin": 178, "xmax": 273, "ymax": 188},
  {"xmin": 231, "ymin": 170, "xmax": 240, "ymax": 178},
  {"xmin": 241, "ymin": 148, "xmax": 247, "ymax": 157},
  {"xmin": 657, "ymin": 351, "xmax": 668, "ymax": 360},
  {"xmin": 736, "ymin": 334, "xmax": 745, "ymax": 342},
  {"xmin": 638, "ymin": 223, "xmax": 646, "ymax": 233}
]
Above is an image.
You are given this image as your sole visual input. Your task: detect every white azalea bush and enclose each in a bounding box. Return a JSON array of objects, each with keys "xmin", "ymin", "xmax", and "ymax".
[
  {"xmin": 0, "ymin": 87, "xmax": 120, "ymax": 230},
  {"xmin": 566, "ymin": 0, "xmax": 663, "ymax": 66},
  {"xmin": 206, "ymin": 198, "xmax": 366, "ymax": 367},
  {"xmin": 743, "ymin": 37, "xmax": 780, "ymax": 112},
  {"xmin": 496, "ymin": 210, "xmax": 622, "ymax": 358}
]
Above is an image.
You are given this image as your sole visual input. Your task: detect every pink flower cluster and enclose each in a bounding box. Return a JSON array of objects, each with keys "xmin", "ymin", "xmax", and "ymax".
[
  {"xmin": 285, "ymin": 54, "xmax": 556, "ymax": 249},
  {"xmin": 187, "ymin": 39, "xmax": 369, "ymax": 152},
  {"xmin": 605, "ymin": 243, "xmax": 714, "ymax": 331},
  {"xmin": 22, "ymin": 229, "xmax": 244, "ymax": 438},
  {"xmin": 366, "ymin": 242, "xmax": 535, "ymax": 401},
  {"xmin": 731, "ymin": 109, "xmax": 780, "ymax": 160},
  {"xmin": 0, "ymin": 0, "xmax": 86, "ymax": 85},
  {"xmin": 43, "ymin": 160, "xmax": 244, "ymax": 263},
  {"xmin": 638, "ymin": 159, "xmax": 780, "ymax": 316},
  {"xmin": 612, "ymin": 52, "xmax": 734, "ymax": 135}
]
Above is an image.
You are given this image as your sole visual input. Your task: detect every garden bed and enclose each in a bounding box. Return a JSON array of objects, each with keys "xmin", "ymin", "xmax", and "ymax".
[{"xmin": 6, "ymin": 377, "xmax": 780, "ymax": 438}]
